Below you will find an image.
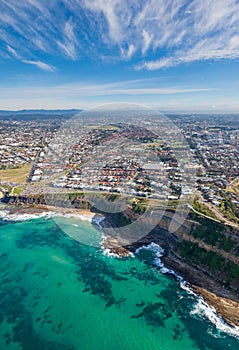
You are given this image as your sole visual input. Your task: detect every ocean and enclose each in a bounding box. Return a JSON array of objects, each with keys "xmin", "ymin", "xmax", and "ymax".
[{"xmin": 0, "ymin": 209, "xmax": 238, "ymax": 350}]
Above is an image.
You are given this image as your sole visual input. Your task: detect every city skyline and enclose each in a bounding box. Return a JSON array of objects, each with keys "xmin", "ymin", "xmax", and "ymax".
[{"xmin": 0, "ymin": 0, "xmax": 239, "ymax": 112}]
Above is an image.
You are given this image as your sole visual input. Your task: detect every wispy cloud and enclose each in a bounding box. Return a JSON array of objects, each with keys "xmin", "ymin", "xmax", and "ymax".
[
  {"xmin": 0, "ymin": 79, "xmax": 211, "ymax": 106},
  {"xmin": 136, "ymin": 58, "xmax": 174, "ymax": 71},
  {"xmin": 6, "ymin": 43, "xmax": 56, "ymax": 72},
  {"xmin": 134, "ymin": 0, "xmax": 239, "ymax": 69},
  {"xmin": 22, "ymin": 60, "xmax": 56, "ymax": 72},
  {"xmin": 57, "ymin": 18, "xmax": 77, "ymax": 59},
  {"xmin": 6, "ymin": 45, "xmax": 21, "ymax": 59},
  {"xmin": 120, "ymin": 44, "xmax": 136, "ymax": 59},
  {"xmin": 0, "ymin": 0, "xmax": 239, "ymax": 69},
  {"xmin": 142, "ymin": 30, "xmax": 153, "ymax": 55},
  {"xmin": 62, "ymin": 84, "xmax": 211, "ymax": 96},
  {"xmin": 0, "ymin": 81, "xmax": 232, "ymax": 112}
]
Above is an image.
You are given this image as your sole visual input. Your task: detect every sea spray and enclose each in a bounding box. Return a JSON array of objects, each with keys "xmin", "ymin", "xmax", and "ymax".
[
  {"xmin": 190, "ymin": 296, "xmax": 239, "ymax": 339},
  {"xmin": 0, "ymin": 209, "xmax": 95, "ymax": 222},
  {"xmin": 135, "ymin": 242, "xmax": 183, "ymax": 281}
]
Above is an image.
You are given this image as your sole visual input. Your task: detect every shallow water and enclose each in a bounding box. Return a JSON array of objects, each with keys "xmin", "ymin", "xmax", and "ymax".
[{"xmin": 0, "ymin": 215, "xmax": 238, "ymax": 349}]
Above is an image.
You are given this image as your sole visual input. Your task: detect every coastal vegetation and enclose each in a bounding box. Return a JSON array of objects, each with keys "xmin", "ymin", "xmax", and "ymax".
[
  {"xmin": 189, "ymin": 218, "xmax": 237, "ymax": 253},
  {"xmin": 192, "ymin": 198, "xmax": 218, "ymax": 220},
  {"xmin": 220, "ymin": 192, "xmax": 239, "ymax": 225},
  {"xmin": 180, "ymin": 241, "xmax": 239, "ymax": 291},
  {"xmin": 109, "ymin": 211, "xmax": 132, "ymax": 227}
]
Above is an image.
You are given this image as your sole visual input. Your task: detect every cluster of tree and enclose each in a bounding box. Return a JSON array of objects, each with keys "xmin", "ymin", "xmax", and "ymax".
[
  {"xmin": 190, "ymin": 218, "xmax": 238, "ymax": 252},
  {"xmin": 190, "ymin": 219, "xmax": 237, "ymax": 253},
  {"xmin": 180, "ymin": 241, "xmax": 239, "ymax": 289},
  {"xmin": 192, "ymin": 199, "xmax": 218, "ymax": 219},
  {"xmin": 220, "ymin": 192, "xmax": 239, "ymax": 224},
  {"xmin": 112, "ymin": 212, "xmax": 132, "ymax": 227}
]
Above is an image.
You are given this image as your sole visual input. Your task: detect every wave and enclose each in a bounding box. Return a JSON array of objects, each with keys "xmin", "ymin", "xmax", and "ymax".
[
  {"xmin": 191, "ymin": 296, "xmax": 239, "ymax": 339},
  {"xmin": 92, "ymin": 215, "xmax": 105, "ymax": 227},
  {"xmin": 135, "ymin": 242, "xmax": 239, "ymax": 338},
  {"xmin": 135, "ymin": 242, "xmax": 184, "ymax": 282},
  {"xmin": 91, "ymin": 216, "xmax": 122, "ymax": 258},
  {"xmin": 0, "ymin": 208, "xmax": 97, "ymax": 223},
  {"xmin": 102, "ymin": 248, "xmax": 123, "ymax": 258},
  {"xmin": 0, "ymin": 210, "xmax": 56, "ymax": 221},
  {"xmin": 95, "ymin": 217, "xmax": 134, "ymax": 259}
]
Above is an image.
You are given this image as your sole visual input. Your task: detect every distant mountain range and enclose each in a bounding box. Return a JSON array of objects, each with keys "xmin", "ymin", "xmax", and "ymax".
[{"xmin": 0, "ymin": 109, "xmax": 82, "ymax": 117}]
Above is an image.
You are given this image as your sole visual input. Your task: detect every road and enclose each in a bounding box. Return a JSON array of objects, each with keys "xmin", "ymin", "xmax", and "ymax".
[{"xmin": 195, "ymin": 192, "xmax": 239, "ymax": 229}]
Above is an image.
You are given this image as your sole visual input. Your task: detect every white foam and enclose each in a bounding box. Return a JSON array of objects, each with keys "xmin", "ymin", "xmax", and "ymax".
[
  {"xmin": 135, "ymin": 242, "xmax": 239, "ymax": 337},
  {"xmin": 0, "ymin": 209, "xmax": 10, "ymax": 218},
  {"xmin": 102, "ymin": 248, "xmax": 122, "ymax": 258},
  {"xmin": 97, "ymin": 217, "xmax": 134, "ymax": 259},
  {"xmin": 0, "ymin": 209, "xmax": 99, "ymax": 224},
  {"xmin": 135, "ymin": 242, "xmax": 164, "ymax": 255},
  {"xmin": 190, "ymin": 296, "xmax": 239, "ymax": 338},
  {"xmin": 102, "ymin": 247, "xmax": 134, "ymax": 259},
  {"xmin": 92, "ymin": 215, "xmax": 105, "ymax": 227},
  {"xmin": 180, "ymin": 281, "xmax": 194, "ymax": 294},
  {"xmin": 60, "ymin": 213, "xmax": 94, "ymax": 222},
  {"xmin": 93, "ymin": 216, "xmax": 121, "ymax": 258},
  {"xmin": 180, "ymin": 277, "xmax": 239, "ymax": 338},
  {"xmin": 0, "ymin": 211, "xmax": 56, "ymax": 221},
  {"xmin": 135, "ymin": 242, "xmax": 164, "ymax": 267},
  {"xmin": 135, "ymin": 242, "xmax": 183, "ymax": 281}
]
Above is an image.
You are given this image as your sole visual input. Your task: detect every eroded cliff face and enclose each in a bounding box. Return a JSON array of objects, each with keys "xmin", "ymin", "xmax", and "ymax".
[{"xmin": 3, "ymin": 193, "xmax": 91, "ymax": 210}]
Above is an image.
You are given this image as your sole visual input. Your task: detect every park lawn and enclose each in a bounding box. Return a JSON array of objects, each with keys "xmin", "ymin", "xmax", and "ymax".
[
  {"xmin": 13, "ymin": 186, "xmax": 25, "ymax": 195},
  {"xmin": 0, "ymin": 164, "xmax": 32, "ymax": 183}
]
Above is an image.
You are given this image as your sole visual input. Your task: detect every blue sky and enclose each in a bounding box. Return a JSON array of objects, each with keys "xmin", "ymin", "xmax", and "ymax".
[{"xmin": 0, "ymin": 0, "xmax": 239, "ymax": 112}]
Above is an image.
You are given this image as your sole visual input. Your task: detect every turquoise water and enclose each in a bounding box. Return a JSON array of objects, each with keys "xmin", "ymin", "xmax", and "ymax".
[{"xmin": 0, "ymin": 215, "xmax": 238, "ymax": 350}]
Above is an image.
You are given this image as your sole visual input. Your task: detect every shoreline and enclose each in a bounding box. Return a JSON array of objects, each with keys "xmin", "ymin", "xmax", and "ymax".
[
  {"xmin": 5, "ymin": 204, "xmax": 95, "ymax": 217},
  {"xmin": 161, "ymin": 252, "xmax": 239, "ymax": 328},
  {"xmin": 192, "ymin": 285, "xmax": 239, "ymax": 329},
  {"xmin": 1, "ymin": 202, "xmax": 239, "ymax": 329}
]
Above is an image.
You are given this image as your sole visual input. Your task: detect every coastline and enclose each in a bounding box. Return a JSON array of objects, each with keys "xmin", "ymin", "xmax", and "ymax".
[
  {"xmin": 161, "ymin": 252, "xmax": 239, "ymax": 328},
  {"xmin": 1, "ymin": 202, "xmax": 239, "ymax": 330},
  {"xmin": 5, "ymin": 204, "xmax": 95, "ymax": 217},
  {"xmin": 192, "ymin": 286, "xmax": 239, "ymax": 328},
  {"xmin": 99, "ymin": 215, "xmax": 239, "ymax": 329}
]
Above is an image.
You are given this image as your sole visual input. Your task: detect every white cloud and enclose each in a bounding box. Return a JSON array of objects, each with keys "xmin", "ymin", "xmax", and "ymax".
[
  {"xmin": 64, "ymin": 19, "xmax": 75, "ymax": 42},
  {"xmin": 0, "ymin": 80, "xmax": 211, "ymax": 111},
  {"xmin": 135, "ymin": 0, "xmax": 239, "ymax": 69},
  {"xmin": 57, "ymin": 18, "xmax": 78, "ymax": 59},
  {"xmin": 82, "ymin": 0, "xmax": 132, "ymax": 43},
  {"xmin": 142, "ymin": 30, "xmax": 153, "ymax": 55},
  {"xmin": 22, "ymin": 60, "xmax": 56, "ymax": 72},
  {"xmin": 6, "ymin": 45, "xmax": 21, "ymax": 59},
  {"xmin": 1, "ymin": 0, "xmax": 239, "ymax": 69},
  {"xmin": 136, "ymin": 57, "xmax": 175, "ymax": 71},
  {"xmin": 57, "ymin": 41, "xmax": 77, "ymax": 60},
  {"xmin": 121, "ymin": 44, "xmax": 136, "ymax": 59},
  {"xmin": 2, "ymin": 78, "xmax": 238, "ymax": 112}
]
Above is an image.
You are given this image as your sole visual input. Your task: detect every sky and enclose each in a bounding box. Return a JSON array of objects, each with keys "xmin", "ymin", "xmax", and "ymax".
[{"xmin": 0, "ymin": 0, "xmax": 239, "ymax": 112}]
